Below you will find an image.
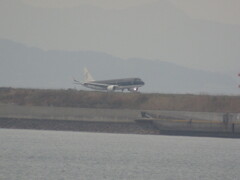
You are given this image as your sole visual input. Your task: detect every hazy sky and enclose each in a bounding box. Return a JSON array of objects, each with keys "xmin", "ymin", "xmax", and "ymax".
[
  {"xmin": 21, "ymin": 0, "xmax": 159, "ymax": 9},
  {"xmin": 1, "ymin": 0, "xmax": 240, "ymax": 73},
  {"xmin": 170, "ymin": 0, "xmax": 240, "ymax": 25},
  {"xmin": 21, "ymin": 0, "xmax": 240, "ymax": 25}
]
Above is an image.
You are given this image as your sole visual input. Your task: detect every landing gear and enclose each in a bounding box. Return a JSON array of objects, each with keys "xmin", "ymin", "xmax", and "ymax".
[{"xmin": 127, "ymin": 87, "xmax": 138, "ymax": 92}]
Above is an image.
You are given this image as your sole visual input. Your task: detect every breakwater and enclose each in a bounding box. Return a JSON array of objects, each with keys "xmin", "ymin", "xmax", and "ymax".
[{"xmin": 0, "ymin": 103, "xmax": 240, "ymax": 137}]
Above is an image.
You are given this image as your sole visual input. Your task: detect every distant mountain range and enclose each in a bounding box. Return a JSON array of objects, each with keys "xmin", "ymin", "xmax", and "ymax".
[
  {"xmin": 0, "ymin": 39, "xmax": 238, "ymax": 94},
  {"xmin": 1, "ymin": 0, "xmax": 240, "ymax": 73}
]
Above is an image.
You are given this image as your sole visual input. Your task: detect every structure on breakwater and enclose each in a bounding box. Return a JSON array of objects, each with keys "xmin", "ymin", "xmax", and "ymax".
[{"xmin": 137, "ymin": 111, "xmax": 240, "ymax": 137}]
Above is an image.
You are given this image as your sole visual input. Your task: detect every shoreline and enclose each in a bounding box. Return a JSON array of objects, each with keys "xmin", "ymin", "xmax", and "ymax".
[
  {"xmin": 0, "ymin": 117, "xmax": 159, "ymax": 135},
  {"xmin": 1, "ymin": 117, "xmax": 240, "ymax": 138},
  {"xmin": 0, "ymin": 103, "xmax": 240, "ymax": 138}
]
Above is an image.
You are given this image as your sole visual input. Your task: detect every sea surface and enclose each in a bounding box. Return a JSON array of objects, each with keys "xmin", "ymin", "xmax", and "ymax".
[{"xmin": 0, "ymin": 128, "xmax": 240, "ymax": 180}]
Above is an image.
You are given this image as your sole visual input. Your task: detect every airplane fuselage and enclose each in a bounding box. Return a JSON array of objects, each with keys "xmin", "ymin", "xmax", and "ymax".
[
  {"xmin": 73, "ymin": 68, "xmax": 145, "ymax": 92},
  {"xmin": 83, "ymin": 78, "xmax": 145, "ymax": 92}
]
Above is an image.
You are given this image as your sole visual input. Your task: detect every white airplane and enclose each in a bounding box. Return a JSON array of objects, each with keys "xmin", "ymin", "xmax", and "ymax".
[{"xmin": 74, "ymin": 68, "xmax": 145, "ymax": 92}]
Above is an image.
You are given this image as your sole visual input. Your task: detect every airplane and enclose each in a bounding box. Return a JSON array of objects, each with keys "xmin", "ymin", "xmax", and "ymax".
[{"xmin": 73, "ymin": 68, "xmax": 145, "ymax": 92}]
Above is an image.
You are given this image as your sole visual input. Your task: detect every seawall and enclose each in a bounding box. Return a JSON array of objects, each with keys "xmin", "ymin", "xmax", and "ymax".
[{"xmin": 0, "ymin": 103, "xmax": 240, "ymax": 137}]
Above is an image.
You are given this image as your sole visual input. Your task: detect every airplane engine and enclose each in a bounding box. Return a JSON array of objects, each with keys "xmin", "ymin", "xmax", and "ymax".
[
  {"xmin": 128, "ymin": 87, "xmax": 138, "ymax": 92},
  {"xmin": 107, "ymin": 85, "xmax": 117, "ymax": 91}
]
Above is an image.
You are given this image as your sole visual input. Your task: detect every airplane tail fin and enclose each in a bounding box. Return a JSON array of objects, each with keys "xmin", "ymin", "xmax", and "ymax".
[{"xmin": 84, "ymin": 67, "xmax": 94, "ymax": 82}]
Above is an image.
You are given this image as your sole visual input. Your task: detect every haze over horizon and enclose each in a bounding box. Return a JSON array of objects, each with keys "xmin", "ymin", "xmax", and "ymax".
[
  {"xmin": 1, "ymin": 0, "xmax": 240, "ymax": 72},
  {"xmin": 0, "ymin": 38, "xmax": 239, "ymax": 95},
  {"xmin": 0, "ymin": 0, "xmax": 240, "ymax": 93}
]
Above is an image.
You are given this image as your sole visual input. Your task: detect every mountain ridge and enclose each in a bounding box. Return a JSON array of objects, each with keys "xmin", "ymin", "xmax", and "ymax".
[
  {"xmin": 1, "ymin": 0, "xmax": 239, "ymax": 72},
  {"xmin": 0, "ymin": 39, "xmax": 238, "ymax": 94}
]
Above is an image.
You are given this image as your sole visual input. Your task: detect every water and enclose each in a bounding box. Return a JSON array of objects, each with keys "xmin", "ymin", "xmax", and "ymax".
[{"xmin": 0, "ymin": 129, "xmax": 240, "ymax": 180}]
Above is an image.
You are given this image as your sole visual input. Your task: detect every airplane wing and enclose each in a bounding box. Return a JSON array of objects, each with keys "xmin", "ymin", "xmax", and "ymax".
[
  {"xmin": 73, "ymin": 79, "xmax": 115, "ymax": 88},
  {"xmin": 86, "ymin": 82, "xmax": 117, "ymax": 88},
  {"xmin": 86, "ymin": 82, "xmax": 139, "ymax": 91}
]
